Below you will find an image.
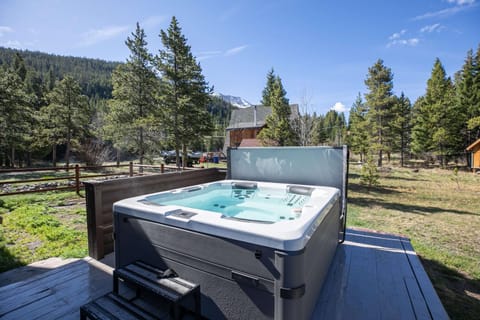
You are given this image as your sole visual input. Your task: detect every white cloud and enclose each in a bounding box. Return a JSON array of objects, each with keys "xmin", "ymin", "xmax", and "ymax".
[
  {"xmin": 196, "ymin": 50, "xmax": 223, "ymax": 61},
  {"xmin": 331, "ymin": 102, "xmax": 346, "ymax": 113},
  {"xmin": 225, "ymin": 45, "xmax": 248, "ymax": 56},
  {"xmin": 387, "ymin": 30, "xmax": 420, "ymax": 48},
  {"xmin": 79, "ymin": 25, "xmax": 129, "ymax": 46},
  {"xmin": 0, "ymin": 40, "xmax": 21, "ymax": 48},
  {"xmin": 420, "ymin": 23, "xmax": 442, "ymax": 33},
  {"xmin": 141, "ymin": 16, "xmax": 167, "ymax": 29},
  {"xmin": 388, "ymin": 38, "xmax": 420, "ymax": 48},
  {"xmin": 0, "ymin": 26, "xmax": 13, "ymax": 37},
  {"xmin": 196, "ymin": 45, "xmax": 248, "ymax": 61},
  {"xmin": 446, "ymin": 0, "xmax": 475, "ymax": 5},
  {"xmin": 389, "ymin": 29, "xmax": 406, "ymax": 40},
  {"xmin": 414, "ymin": 1, "xmax": 476, "ymax": 20}
]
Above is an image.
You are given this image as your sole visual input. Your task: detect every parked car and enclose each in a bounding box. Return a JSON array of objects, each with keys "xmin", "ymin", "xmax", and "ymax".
[{"xmin": 163, "ymin": 150, "xmax": 199, "ymax": 167}]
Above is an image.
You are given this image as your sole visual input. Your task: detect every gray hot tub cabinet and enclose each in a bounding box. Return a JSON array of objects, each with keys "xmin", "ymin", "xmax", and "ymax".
[
  {"xmin": 114, "ymin": 196, "xmax": 340, "ymax": 320},
  {"xmin": 114, "ymin": 146, "xmax": 348, "ymax": 319}
]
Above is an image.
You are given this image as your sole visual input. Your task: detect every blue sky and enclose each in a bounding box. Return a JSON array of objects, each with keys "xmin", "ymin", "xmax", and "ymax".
[{"xmin": 0, "ymin": 0, "xmax": 478, "ymax": 115}]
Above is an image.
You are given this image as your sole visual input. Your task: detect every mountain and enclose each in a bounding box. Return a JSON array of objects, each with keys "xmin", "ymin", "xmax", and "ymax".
[
  {"xmin": 0, "ymin": 47, "xmax": 120, "ymax": 99},
  {"xmin": 212, "ymin": 92, "xmax": 252, "ymax": 108}
]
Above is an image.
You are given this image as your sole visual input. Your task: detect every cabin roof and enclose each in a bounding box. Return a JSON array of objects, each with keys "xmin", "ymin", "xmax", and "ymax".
[
  {"xmin": 226, "ymin": 104, "xmax": 299, "ymax": 130},
  {"xmin": 466, "ymin": 138, "xmax": 480, "ymax": 151}
]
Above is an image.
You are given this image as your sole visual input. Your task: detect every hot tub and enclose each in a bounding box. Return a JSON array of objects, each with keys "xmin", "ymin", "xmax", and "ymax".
[{"xmin": 113, "ymin": 179, "xmax": 341, "ymax": 320}]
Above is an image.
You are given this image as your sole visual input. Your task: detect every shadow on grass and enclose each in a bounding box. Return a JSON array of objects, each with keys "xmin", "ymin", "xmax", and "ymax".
[
  {"xmin": 349, "ymin": 172, "xmax": 428, "ymax": 183},
  {"xmin": 349, "ymin": 195, "xmax": 478, "ymax": 216},
  {"xmin": 348, "ymin": 182, "xmax": 401, "ymax": 196},
  {"xmin": 0, "ymin": 233, "xmax": 24, "ymax": 273},
  {"xmin": 420, "ymin": 257, "xmax": 480, "ymax": 320},
  {"xmin": 348, "ymin": 182, "xmax": 478, "ymax": 216}
]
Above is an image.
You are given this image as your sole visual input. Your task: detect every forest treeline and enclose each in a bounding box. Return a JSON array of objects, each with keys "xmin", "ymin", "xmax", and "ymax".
[
  {"xmin": 345, "ymin": 46, "xmax": 480, "ymax": 168},
  {"xmin": 0, "ymin": 17, "xmax": 478, "ymax": 169},
  {"xmin": 0, "ymin": 26, "xmax": 235, "ymax": 168}
]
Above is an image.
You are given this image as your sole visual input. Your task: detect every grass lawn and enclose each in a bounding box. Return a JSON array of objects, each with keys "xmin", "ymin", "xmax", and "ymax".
[
  {"xmin": 0, "ymin": 163, "xmax": 478, "ymax": 319},
  {"xmin": 347, "ymin": 164, "xmax": 480, "ymax": 320},
  {"xmin": 0, "ymin": 191, "xmax": 87, "ymax": 273}
]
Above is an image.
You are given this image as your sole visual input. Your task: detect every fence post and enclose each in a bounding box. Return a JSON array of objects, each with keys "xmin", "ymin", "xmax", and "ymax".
[
  {"xmin": 161, "ymin": 164, "xmax": 164, "ymax": 173},
  {"xmin": 129, "ymin": 162, "xmax": 133, "ymax": 177},
  {"xmin": 75, "ymin": 164, "xmax": 80, "ymax": 195}
]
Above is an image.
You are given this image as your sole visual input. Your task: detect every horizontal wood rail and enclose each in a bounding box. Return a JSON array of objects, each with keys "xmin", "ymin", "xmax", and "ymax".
[{"xmin": 0, "ymin": 162, "xmax": 199, "ymax": 197}]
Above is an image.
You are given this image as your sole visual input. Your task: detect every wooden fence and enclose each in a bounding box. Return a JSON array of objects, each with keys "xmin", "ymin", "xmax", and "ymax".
[
  {"xmin": 0, "ymin": 163, "xmax": 192, "ymax": 197},
  {"xmin": 84, "ymin": 168, "xmax": 226, "ymax": 259}
]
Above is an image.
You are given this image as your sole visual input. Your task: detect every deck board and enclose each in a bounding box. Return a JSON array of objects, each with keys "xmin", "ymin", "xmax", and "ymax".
[
  {"xmin": 312, "ymin": 229, "xmax": 449, "ymax": 319},
  {"xmin": 0, "ymin": 229, "xmax": 448, "ymax": 319},
  {"xmin": 0, "ymin": 258, "xmax": 112, "ymax": 320}
]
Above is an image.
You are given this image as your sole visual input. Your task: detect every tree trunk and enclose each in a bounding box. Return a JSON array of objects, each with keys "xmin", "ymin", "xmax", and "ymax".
[
  {"xmin": 378, "ymin": 149, "xmax": 383, "ymax": 167},
  {"xmin": 139, "ymin": 127, "xmax": 144, "ymax": 173},
  {"xmin": 10, "ymin": 146, "xmax": 15, "ymax": 168},
  {"xmin": 52, "ymin": 144, "xmax": 57, "ymax": 167},
  {"xmin": 65, "ymin": 140, "xmax": 71, "ymax": 172},
  {"xmin": 26, "ymin": 151, "xmax": 32, "ymax": 167},
  {"xmin": 182, "ymin": 144, "xmax": 187, "ymax": 169},
  {"xmin": 400, "ymin": 135, "xmax": 404, "ymax": 167}
]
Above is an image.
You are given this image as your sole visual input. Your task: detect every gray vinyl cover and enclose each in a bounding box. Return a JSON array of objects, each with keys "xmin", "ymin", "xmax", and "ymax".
[{"xmin": 227, "ymin": 146, "xmax": 348, "ymax": 225}]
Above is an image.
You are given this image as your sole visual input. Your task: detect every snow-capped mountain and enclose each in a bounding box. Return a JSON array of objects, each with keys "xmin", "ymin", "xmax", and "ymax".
[{"xmin": 212, "ymin": 92, "xmax": 252, "ymax": 108}]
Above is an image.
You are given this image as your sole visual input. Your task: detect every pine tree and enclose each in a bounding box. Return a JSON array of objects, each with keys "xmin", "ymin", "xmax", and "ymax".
[
  {"xmin": 258, "ymin": 75, "xmax": 297, "ymax": 146},
  {"xmin": 411, "ymin": 58, "xmax": 456, "ymax": 166},
  {"xmin": 261, "ymin": 68, "xmax": 276, "ymax": 106},
  {"xmin": 0, "ymin": 69, "xmax": 31, "ymax": 167},
  {"xmin": 465, "ymin": 45, "xmax": 480, "ymax": 142},
  {"xmin": 38, "ymin": 76, "xmax": 90, "ymax": 168},
  {"xmin": 103, "ymin": 23, "xmax": 159, "ymax": 166},
  {"xmin": 347, "ymin": 93, "xmax": 369, "ymax": 161},
  {"xmin": 364, "ymin": 59, "xmax": 395, "ymax": 166},
  {"xmin": 155, "ymin": 16, "xmax": 213, "ymax": 167},
  {"xmin": 311, "ymin": 114, "xmax": 327, "ymax": 145},
  {"xmin": 323, "ymin": 110, "xmax": 346, "ymax": 145},
  {"xmin": 390, "ymin": 93, "xmax": 412, "ymax": 167}
]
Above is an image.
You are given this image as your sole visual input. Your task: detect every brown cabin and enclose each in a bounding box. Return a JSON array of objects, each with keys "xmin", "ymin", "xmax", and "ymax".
[
  {"xmin": 224, "ymin": 104, "xmax": 299, "ymax": 151},
  {"xmin": 466, "ymin": 138, "xmax": 480, "ymax": 172}
]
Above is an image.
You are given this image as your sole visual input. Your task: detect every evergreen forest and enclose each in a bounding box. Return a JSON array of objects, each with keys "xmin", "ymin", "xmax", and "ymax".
[{"xmin": 0, "ymin": 17, "xmax": 479, "ymax": 169}]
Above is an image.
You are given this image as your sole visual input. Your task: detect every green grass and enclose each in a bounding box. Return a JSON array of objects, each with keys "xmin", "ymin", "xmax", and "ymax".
[
  {"xmin": 347, "ymin": 165, "xmax": 480, "ymax": 320},
  {"xmin": 0, "ymin": 191, "xmax": 87, "ymax": 273},
  {"xmin": 0, "ymin": 164, "xmax": 477, "ymax": 318}
]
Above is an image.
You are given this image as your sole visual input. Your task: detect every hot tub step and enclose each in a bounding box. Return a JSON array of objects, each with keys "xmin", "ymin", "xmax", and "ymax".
[
  {"xmin": 113, "ymin": 261, "xmax": 201, "ymax": 320},
  {"xmin": 80, "ymin": 292, "xmax": 161, "ymax": 320}
]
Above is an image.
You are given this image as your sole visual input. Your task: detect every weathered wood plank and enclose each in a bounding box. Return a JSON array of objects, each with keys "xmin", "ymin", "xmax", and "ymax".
[
  {"xmin": 0, "ymin": 229, "xmax": 447, "ymax": 320},
  {"xmin": 311, "ymin": 229, "xmax": 444, "ymax": 320},
  {"xmin": 0, "ymin": 258, "xmax": 113, "ymax": 320},
  {"xmin": 401, "ymin": 239, "xmax": 449, "ymax": 320},
  {"xmin": 313, "ymin": 242, "xmax": 352, "ymax": 319}
]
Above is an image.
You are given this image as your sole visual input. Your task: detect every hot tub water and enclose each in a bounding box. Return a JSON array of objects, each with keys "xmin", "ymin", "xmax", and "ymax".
[{"xmin": 142, "ymin": 182, "xmax": 310, "ymax": 223}]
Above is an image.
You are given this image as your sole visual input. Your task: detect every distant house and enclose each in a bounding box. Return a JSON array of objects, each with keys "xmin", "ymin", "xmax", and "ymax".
[
  {"xmin": 466, "ymin": 138, "xmax": 480, "ymax": 172},
  {"xmin": 224, "ymin": 104, "xmax": 299, "ymax": 151}
]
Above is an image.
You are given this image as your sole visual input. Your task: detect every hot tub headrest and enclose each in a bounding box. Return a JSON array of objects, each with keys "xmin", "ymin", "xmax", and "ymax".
[
  {"xmin": 231, "ymin": 182, "xmax": 258, "ymax": 190},
  {"xmin": 287, "ymin": 185, "xmax": 313, "ymax": 196}
]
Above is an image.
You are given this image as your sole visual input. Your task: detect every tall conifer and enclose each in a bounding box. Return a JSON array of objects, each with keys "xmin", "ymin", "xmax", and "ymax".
[
  {"xmin": 155, "ymin": 16, "xmax": 213, "ymax": 167},
  {"xmin": 258, "ymin": 75, "xmax": 297, "ymax": 146},
  {"xmin": 364, "ymin": 59, "xmax": 395, "ymax": 166},
  {"xmin": 38, "ymin": 76, "xmax": 89, "ymax": 168},
  {"xmin": 411, "ymin": 58, "xmax": 456, "ymax": 166},
  {"xmin": 261, "ymin": 68, "xmax": 276, "ymax": 106},
  {"xmin": 104, "ymin": 23, "xmax": 159, "ymax": 166}
]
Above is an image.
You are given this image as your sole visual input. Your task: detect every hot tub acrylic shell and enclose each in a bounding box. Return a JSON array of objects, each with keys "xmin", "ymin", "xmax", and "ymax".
[{"xmin": 113, "ymin": 180, "xmax": 341, "ymax": 320}]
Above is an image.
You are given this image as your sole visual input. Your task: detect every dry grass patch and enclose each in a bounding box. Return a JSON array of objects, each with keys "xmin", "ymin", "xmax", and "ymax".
[{"xmin": 347, "ymin": 165, "xmax": 479, "ymax": 319}]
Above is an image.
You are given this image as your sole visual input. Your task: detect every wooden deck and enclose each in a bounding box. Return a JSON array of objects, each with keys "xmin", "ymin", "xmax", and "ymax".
[{"xmin": 0, "ymin": 229, "xmax": 449, "ymax": 319}]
